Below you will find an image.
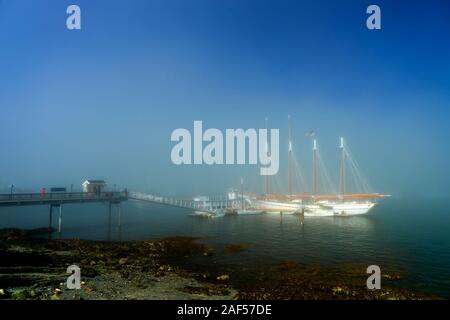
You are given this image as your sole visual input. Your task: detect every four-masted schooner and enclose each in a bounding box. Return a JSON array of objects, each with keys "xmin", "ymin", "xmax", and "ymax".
[{"xmin": 245, "ymin": 116, "xmax": 387, "ymax": 216}]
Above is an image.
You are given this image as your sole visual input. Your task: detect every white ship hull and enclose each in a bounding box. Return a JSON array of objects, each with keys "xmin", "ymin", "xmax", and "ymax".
[{"xmin": 252, "ymin": 200, "xmax": 303, "ymax": 214}]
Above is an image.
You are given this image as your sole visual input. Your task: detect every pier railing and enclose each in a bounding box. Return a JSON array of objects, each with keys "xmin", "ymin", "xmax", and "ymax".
[
  {"xmin": 0, "ymin": 191, "xmax": 128, "ymax": 206},
  {"xmin": 129, "ymin": 191, "xmax": 239, "ymax": 213}
]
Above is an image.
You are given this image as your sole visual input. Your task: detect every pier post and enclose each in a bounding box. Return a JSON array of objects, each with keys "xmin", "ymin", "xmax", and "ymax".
[
  {"xmin": 108, "ymin": 202, "xmax": 112, "ymax": 240},
  {"xmin": 48, "ymin": 205, "xmax": 53, "ymax": 238},
  {"xmin": 118, "ymin": 203, "xmax": 122, "ymax": 228},
  {"xmin": 49, "ymin": 205, "xmax": 53, "ymax": 229},
  {"xmin": 117, "ymin": 203, "xmax": 122, "ymax": 241},
  {"xmin": 58, "ymin": 205, "xmax": 63, "ymax": 236}
]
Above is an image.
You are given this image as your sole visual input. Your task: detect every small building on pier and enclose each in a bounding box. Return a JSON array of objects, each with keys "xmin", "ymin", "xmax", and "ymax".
[{"xmin": 82, "ymin": 180, "xmax": 106, "ymax": 193}]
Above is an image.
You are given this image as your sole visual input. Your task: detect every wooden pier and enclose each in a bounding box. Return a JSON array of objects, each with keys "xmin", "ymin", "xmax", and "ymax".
[
  {"xmin": 129, "ymin": 192, "xmax": 239, "ymax": 214},
  {"xmin": 0, "ymin": 191, "xmax": 127, "ymax": 207},
  {"xmin": 0, "ymin": 191, "xmax": 128, "ymax": 238}
]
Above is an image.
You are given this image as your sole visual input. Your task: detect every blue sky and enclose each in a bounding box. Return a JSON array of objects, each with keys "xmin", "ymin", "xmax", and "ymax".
[{"xmin": 0, "ymin": 0, "xmax": 449, "ymax": 197}]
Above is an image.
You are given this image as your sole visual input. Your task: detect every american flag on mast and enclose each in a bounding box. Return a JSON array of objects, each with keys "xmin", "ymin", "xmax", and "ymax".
[{"xmin": 305, "ymin": 130, "xmax": 315, "ymax": 138}]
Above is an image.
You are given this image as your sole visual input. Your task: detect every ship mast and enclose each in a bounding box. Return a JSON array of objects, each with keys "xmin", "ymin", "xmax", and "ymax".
[
  {"xmin": 265, "ymin": 117, "xmax": 269, "ymax": 199},
  {"xmin": 312, "ymin": 139, "xmax": 318, "ymax": 197},
  {"xmin": 288, "ymin": 115, "xmax": 293, "ymax": 197},
  {"xmin": 339, "ymin": 137, "xmax": 346, "ymax": 198},
  {"xmin": 240, "ymin": 177, "xmax": 244, "ymax": 210}
]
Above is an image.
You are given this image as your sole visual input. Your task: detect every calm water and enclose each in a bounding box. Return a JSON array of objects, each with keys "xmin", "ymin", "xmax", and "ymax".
[{"xmin": 1, "ymin": 197, "xmax": 450, "ymax": 298}]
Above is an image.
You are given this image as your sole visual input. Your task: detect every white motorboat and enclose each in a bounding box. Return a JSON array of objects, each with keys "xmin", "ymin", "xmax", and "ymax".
[
  {"xmin": 303, "ymin": 203, "xmax": 335, "ymax": 217},
  {"xmin": 190, "ymin": 210, "xmax": 223, "ymax": 218},
  {"xmin": 326, "ymin": 201, "xmax": 376, "ymax": 216},
  {"xmin": 304, "ymin": 201, "xmax": 376, "ymax": 216}
]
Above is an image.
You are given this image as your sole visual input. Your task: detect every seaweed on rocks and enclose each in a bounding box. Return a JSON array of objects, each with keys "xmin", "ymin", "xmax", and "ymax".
[{"xmin": 0, "ymin": 228, "xmax": 443, "ymax": 300}]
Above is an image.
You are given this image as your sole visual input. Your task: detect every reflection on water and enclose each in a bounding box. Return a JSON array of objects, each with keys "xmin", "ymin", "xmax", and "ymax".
[{"xmin": 1, "ymin": 198, "xmax": 450, "ymax": 297}]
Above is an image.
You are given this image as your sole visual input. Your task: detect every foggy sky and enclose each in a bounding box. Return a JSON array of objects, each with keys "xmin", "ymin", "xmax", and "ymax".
[{"xmin": 1, "ymin": 0, "xmax": 449, "ymax": 198}]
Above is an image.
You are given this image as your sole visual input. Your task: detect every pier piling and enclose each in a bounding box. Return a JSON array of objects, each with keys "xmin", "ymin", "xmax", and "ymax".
[
  {"xmin": 117, "ymin": 203, "xmax": 122, "ymax": 229},
  {"xmin": 58, "ymin": 205, "xmax": 63, "ymax": 235},
  {"xmin": 48, "ymin": 205, "xmax": 53, "ymax": 231},
  {"xmin": 117, "ymin": 203, "xmax": 122, "ymax": 240},
  {"xmin": 108, "ymin": 202, "xmax": 112, "ymax": 240}
]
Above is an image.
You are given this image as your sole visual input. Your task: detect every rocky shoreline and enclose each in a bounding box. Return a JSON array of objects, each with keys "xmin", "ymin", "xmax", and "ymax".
[{"xmin": 0, "ymin": 228, "xmax": 443, "ymax": 300}]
